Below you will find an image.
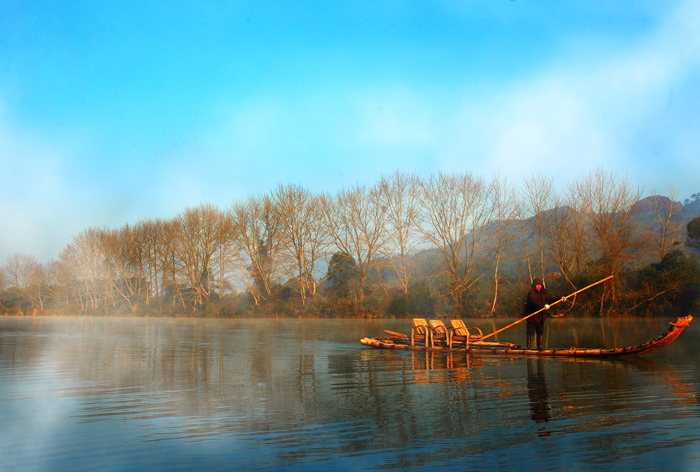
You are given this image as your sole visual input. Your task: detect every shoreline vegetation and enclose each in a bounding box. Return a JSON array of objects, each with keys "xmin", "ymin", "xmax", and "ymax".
[{"xmin": 2, "ymin": 169, "xmax": 700, "ymax": 320}]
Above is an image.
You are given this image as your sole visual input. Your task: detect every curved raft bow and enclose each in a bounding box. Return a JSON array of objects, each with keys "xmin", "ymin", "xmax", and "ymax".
[{"xmin": 360, "ymin": 315, "xmax": 693, "ymax": 357}]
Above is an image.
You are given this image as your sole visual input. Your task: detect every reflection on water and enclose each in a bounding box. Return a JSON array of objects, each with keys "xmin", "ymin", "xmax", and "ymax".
[
  {"xmin": 1, "ymin": 316, "xmax": 699, "ymax": 471},
  {"xmin": 527, "ymin": 359, "xmax": 551, "ymax": 427},
  {"xmin": 409, "ymin": 351, "xmax": 483, "ymax": 384}
]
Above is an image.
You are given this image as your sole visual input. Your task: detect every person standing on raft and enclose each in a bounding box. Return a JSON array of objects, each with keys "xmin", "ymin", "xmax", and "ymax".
[{"xmin": 524, "ymin": 278, "xmax": 559, "ymax": 350}]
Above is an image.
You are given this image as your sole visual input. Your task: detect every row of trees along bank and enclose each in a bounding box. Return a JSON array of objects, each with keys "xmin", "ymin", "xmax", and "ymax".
[{"xmin": 2, "ymin": 168, "xmax": 700, "ymax": 318}]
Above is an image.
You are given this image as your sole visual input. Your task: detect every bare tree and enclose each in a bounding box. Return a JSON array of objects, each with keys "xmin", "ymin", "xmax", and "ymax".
[
  {"xmin": 101, "ymin": 225, "xmax": 147, "ymax": 314},
  {"xmin": 0, "ymin": 267, "xmax": 7, "ymax": 306},
  {"xmin": 161, "ymin": 219, "xmax": 187, "ymax": 309},
  {"xmin": 547, "ymin": 191, "xmax": 587, "ymax": 292},
  {"xmin": 2, "ymin": 253, "xmax": 46, "ymax": 311},
  {"xmin": 43, "ymin": 260, "xmax": 65, "ymax": 310},
  {"xmin": 172, "ymin": 204, "xmax": 230, "ymax": 308},
  {"xmin": 58, "ymin": 228, "xmax": 109, "ymax": 312},
  {"xmin": 229, "ymin": 195, "xmax": 283, "ymax": 305},
  {"xmin": 375, "ymin": 171, "xmax": 421, "ymax": 299},
  {"xmin": 647, "ymin": 187, "xmax": 682, "ymax": 260},
  {"xmin": 126, "ymin": 218, "xmax": 183, "ymax": 309},
  {"xmin": 513, "ymin": 200, "xmax": 534, "ymax": 283},
  {"xmin": 487, "ymin": 174, "xmax": 517, "ymax": 313},
  {"xmin": 136, "ymin": 218, "xmax": 179, "ymax": 306},
  {"xmin": 3, "ymin": 254, "xmax": 35, "ymax": 292},
  {"xmin": 573, "ymin": 168, "xmax": 644, "ymax": 313},
  {"xmin": 319, "ymin": 184, "xmax": 388, "ymax": 303},
  {"xmin": 214, "ymin": 211, "xmax": 235, "ymax": 300},
  {"xmin": 521, "ymin": 173, "xmax": 556, "ymax": 285},
  {"xmin": 415, "ymin": 173, "xmax": 495, "ymax": 313},
  {"xmin": 272, "ymin": 183, "xmax": 329, "ymax": 305}
]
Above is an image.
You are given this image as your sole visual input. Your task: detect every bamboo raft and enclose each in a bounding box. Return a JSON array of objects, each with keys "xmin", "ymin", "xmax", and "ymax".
[{"xmin": 360, "ymin": 315, "xmax": 693, "ymax": 357}]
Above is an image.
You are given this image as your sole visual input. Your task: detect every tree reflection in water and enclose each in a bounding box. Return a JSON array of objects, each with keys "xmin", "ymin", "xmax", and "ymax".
[{"xmin": 1, "ymin": 317, "xmax": 699, "ymax": 471}]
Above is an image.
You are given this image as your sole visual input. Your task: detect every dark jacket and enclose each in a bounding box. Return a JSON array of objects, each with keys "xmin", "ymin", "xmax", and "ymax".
[{"xmin": 524, "ymin": 278, "xmax": 557, "ymax": 325}]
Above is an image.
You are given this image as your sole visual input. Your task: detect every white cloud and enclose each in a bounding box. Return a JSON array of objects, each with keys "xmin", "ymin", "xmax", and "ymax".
[
  {"xmin": 439, "ymin": 0, "xmax": 700, "ymax": 194},
  {"xmin": 0, "ymin": 108, "xmax": 83, "ymax": 262},
  {"xmin": 355, "ymin": 88, "xmax": 437, "ymax": 148}
]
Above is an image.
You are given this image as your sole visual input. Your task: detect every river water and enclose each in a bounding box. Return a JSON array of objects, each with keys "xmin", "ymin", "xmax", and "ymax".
[{"xmin": 1, "ymin": 316, "xmax": 698, "ymax": 471}]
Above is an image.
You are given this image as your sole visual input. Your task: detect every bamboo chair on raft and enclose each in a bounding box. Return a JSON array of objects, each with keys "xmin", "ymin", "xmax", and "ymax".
[
  {"xmin": 412, "ymin": 319, "xmax": 484, "ymax": 349},
  {"xmin": 448, "ymin": 320, "xmax": 484, "ymax": 349},
  {"xmin": 428, "ymin": 320, "xmax": 451, "ymax": 347},
  {"xmin": 411, "ymin": 319, "xmax": 431, "ymax": 347}
]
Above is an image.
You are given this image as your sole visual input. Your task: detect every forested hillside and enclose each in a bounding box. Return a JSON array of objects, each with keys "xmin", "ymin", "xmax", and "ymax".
[{"xmin": 2, "ymin": 169, "xmax": 700, "ymax": 318}]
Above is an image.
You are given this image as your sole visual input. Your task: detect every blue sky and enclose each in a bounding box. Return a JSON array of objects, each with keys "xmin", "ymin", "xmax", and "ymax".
[{"xmin": 2, "ymin": 1, "xmax": 700, "ymax": 262}]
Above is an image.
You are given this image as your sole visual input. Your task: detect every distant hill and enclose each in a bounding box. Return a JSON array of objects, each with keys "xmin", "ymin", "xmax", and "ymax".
[
  {"xmin": 632, "ymin": 195, "xmax": 684, "ymax": 216},
  {"xmin": 681, "ymin": 195, "xmax": 700, "ymax": 216},
  {"xmin": 368, "ymin": 193, "xmax": 700, "ymax": 291}
]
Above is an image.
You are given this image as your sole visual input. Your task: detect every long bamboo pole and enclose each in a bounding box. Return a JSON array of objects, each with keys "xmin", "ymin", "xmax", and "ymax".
[{"xmin": 481, "ymin": 275, "xmax": 614, "ymax": 341}]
